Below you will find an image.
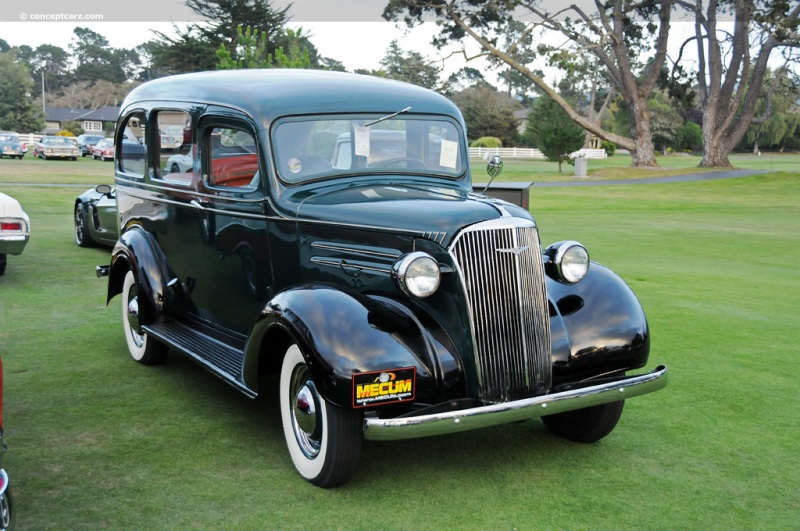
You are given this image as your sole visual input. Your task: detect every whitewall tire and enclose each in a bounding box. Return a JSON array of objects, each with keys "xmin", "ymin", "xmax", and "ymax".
[
  {"xmin": 122, "ymin": 270, "xmax": 167, "ymax": 365},
  {"xmin": 280, "ymin": 344, "xmax": 361, "ymax": 487}
]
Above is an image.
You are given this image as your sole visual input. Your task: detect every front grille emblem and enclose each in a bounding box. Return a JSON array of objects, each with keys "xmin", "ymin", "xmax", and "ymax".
[{"xmin": 496, "ymin": 245, "xmax": 530, "ymax": 256}]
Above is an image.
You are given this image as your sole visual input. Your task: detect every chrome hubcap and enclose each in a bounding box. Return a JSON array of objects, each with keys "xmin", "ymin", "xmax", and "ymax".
[
  {"xmin": 126, "ymin": 292, "xmax": 145, "ymax": 348},
  {"xmin": 290, "ymin": 370, "xmax": 322, "ymax": 459}
]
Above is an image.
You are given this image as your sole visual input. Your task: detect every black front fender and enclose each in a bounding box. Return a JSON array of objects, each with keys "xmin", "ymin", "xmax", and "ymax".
[
  {"xmin": 245, "ymin": 284, "xmax": 461, "ymax": 409},
  {"xmin": 107, "ymin": 227, "xmax": 176, "ymax": 325},
  {"xmin": 547, "ymin": 262, "xmax": 650, "ymax": 384}
]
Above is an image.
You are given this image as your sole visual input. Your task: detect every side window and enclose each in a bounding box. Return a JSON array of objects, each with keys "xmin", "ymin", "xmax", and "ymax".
[
  {"xmin": 118, "ymin": 111, "xmax": 146, "ymax": 177},
  {"xmin": 156, "ymin": 110, "xmax": 194, "ymax": 185},
  {"xmin": 206, "ymin": 126, "xmax": 259, "ymax": 189}
]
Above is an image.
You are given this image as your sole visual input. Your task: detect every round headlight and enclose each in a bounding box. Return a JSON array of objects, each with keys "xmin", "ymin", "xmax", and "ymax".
[
  {"xmin": 393, "ymin": 252, "xmax": 441, "ymax": 298},
  {"xmin": 547, "ymin": 241, "xmax": 590, "ymax": 284}
]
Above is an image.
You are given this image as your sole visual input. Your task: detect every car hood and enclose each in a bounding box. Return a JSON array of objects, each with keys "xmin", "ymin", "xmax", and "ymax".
[{"xmin": 293, "ymin": 182, "xmax": 528, "ymax": 246}]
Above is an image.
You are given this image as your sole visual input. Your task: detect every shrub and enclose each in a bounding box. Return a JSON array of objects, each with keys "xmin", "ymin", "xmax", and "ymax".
[
  {"xmin": 56, "ymin": 130, "xmax": 77, "ymax": 137},
  {"xmin": 59, "ymin": 120, "xmax": 84, "ymax": 137},
  {"xmin": 601, "ymin": 140, "xmax": 616, "ymax": 157},
  {"xmin": 471, "ymin": 136, "xmax": 503, "ymax": 148}
]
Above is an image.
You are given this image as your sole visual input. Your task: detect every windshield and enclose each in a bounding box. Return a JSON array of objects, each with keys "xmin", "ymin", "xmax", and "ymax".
[
  {"xmin": 44, "ymin": 137, "xmax": 73, "ymax": 145},
  {"xmin": 272, "ymin": 115, "xmax": 465, "ymax": 183}
]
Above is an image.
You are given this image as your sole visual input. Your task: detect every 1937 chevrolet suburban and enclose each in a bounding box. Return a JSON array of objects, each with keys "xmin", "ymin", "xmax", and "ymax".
[{"xmin": 99, "ymin": 70, "xmax": 667, "ymax": 487}]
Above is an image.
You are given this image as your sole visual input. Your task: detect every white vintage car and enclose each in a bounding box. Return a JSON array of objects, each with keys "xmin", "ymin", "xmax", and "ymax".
[{"xmin": 0, "ymin": 192, "xmax": 30, "ymax": 275}]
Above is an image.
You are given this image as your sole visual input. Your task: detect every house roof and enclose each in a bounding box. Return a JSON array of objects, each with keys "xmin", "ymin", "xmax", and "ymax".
[{"xmin": 45, "ymin": 106, "xmax": 120, "ymax": 123}]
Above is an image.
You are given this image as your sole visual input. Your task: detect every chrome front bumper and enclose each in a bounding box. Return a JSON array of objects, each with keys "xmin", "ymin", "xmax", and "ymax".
[{"xmin": 363, "ymin": 365, "xmax": 667, "ymax": 441}]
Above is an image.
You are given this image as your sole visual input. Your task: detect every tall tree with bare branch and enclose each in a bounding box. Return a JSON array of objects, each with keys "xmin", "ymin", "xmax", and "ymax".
[
  {"xmin": 682, "ymin": 0, "xmax": 800, "ymax": 167},
  {"xmin": 385, "ymin": 0, "xmax": 677, "ymax": 167}
]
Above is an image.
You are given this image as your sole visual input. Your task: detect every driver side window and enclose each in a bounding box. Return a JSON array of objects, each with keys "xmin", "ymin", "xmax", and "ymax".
[{"xmin": 206, "ymin": 126, "xmax": 259, "ymax": 189}]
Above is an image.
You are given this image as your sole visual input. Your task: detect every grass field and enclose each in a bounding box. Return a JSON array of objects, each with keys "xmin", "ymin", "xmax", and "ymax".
[{"xmin": 1, "ymin": 156, "xmax": 799, "ymax": 528}]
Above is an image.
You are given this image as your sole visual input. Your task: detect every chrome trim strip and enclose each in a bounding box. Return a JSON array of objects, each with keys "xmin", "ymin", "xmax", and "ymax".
[
  {"xmin": 363, "ymin": 365, "xmax": 667, "ymax": 441},
  {"xmin": 310, "ymin": 241, "xmax": 402, "ymax": 259},
  {"xmin": 310, "ymin": 257, "xmax": 392, "ymax": 275},
  {"xmin": 117, "ymin": 188, "xmax": 267, "ymax": 220}
]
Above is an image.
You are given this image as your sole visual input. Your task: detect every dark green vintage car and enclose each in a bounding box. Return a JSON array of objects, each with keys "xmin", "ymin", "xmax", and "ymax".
[{"xmin": 99, "ymin": 70, "xmax": 667, "ymax": 487}]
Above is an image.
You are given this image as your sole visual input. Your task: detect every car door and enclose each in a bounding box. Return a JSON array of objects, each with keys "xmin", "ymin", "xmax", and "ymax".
[{"xmin": 161, "ymin": 112, "xmax": 273, "ymax": 336}]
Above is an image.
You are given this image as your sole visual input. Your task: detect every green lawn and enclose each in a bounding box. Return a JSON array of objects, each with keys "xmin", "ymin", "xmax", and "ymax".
[{"xmin": 1, "ymin": 158, "xmax": 798, "ymax": 528}]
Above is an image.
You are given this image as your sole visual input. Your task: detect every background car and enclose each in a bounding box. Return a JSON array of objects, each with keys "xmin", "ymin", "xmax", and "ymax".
[
  {"xmin": 166, "ymin": 152, "xmax": 193, "ymax": 173},
  {"xmin": 0, "ymin": 132, "xmax": 25, "ymax": 159},
  {"xmin": 0, "ymin": 192, "xmax": 30, "ymax": 275},
  {"xmin": 74, "ymin": 185, "xmax": 118, "ymax": 247},
  {"xmin": 0, "ymin": 356, "xmax": 13, "ymax": 529},
  {"xmin": 76, "ymin": 134, "xmax": 106, "ymax": 157},
  {"xmin": 33, "ymin": 136, "xmax": 79, "ymax": 160},
  {"xmin": 91, "ymin": 139, "xmax": 115, "ymax": 161}
]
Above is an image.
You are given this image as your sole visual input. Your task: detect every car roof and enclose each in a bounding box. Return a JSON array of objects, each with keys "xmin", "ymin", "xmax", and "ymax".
[{"xmin": 120, "ymin": 70, "xmax": 464, "ymax": 129}]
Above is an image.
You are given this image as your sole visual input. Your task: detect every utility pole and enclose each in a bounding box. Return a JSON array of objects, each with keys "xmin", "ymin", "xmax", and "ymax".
[{"xmin": 41, "ymin": 69, "xmax": 46, "ymax": 118}]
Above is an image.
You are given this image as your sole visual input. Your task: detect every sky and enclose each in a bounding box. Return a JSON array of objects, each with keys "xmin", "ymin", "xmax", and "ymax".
[{"xmin": 0, "ymin": 21, "xmax": 456, "ymax": 74}]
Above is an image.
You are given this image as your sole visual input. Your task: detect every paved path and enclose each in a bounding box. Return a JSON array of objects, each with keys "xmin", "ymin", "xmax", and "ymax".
[{"xmin": 534, "ymin": 169, "xmax": 769, "ymax": 187}]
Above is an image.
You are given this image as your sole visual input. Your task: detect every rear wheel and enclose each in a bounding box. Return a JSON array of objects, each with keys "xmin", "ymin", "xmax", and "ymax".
[
  {"xmin": 542, "ymin": 400, "xmax": 625, "ymax": 443},
  {"xmin": 0, "ymin": 254, "xmax": 6, "ymax": 276},
  {"xmin": 280, "ymin": 344, "xmax": 361, "ymax": 487},
  {"xmin": 122, "ymin": 270, "xmax": 167, "ymax": 365}
]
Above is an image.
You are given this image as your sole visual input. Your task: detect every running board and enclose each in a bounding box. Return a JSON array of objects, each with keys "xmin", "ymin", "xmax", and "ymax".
[{"xmin": 143, "ymin": 321, "xmax": 254, "ymax": 397}]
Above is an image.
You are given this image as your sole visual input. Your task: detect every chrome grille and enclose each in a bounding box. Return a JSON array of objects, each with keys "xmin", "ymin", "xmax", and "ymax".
[{"xmin": 449, "ymin": 218, "xmax": 551, "ymax": 402}]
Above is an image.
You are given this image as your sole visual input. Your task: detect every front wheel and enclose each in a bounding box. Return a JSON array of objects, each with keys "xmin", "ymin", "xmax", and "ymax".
[
  {"xmin": 542, "ymin": 400, "xmax": 625, "ymax": 443},
  {"xmin": 122, "ymin": 270, "xmax": 167, "ymax": 365},
  {"xmin": 280, "ymin": 344, "xmax": 361, "ymax": 487}
]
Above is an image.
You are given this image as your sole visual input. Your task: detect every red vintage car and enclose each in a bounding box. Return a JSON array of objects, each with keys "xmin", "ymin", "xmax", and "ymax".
[{"xmin": 91, "ymin": 139, "xmax": 115, "ymax": 161}]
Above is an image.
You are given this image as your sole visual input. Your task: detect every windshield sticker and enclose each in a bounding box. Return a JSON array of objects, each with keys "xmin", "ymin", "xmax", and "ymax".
[
  {"xmin": 287, "ymin": 158, "xmax": 302, "ymax": 174},
  {"xmin": 439, "ymin": 139, "xmax": 458, "ymax": 169},
  {"xmin": 353, "ymin": 367, "xmax": 416, "ymax": 408},
  {"xmin": 354, "ymin": 124, "xmax": 370, "ymax": 158}
]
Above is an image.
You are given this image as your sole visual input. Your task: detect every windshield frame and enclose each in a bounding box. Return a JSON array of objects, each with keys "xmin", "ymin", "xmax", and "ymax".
[{"xmin": 270, "ymin": 113, "xmax": 468, "ymax": 185}]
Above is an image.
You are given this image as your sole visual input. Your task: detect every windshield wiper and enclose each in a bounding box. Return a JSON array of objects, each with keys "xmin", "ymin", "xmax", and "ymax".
[{"xmin": 364, "ymin": 107, "xmax": 411, "ymax": 127}]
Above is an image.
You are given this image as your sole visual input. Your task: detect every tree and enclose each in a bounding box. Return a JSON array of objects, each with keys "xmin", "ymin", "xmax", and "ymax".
[
  {"xmin": 678, "ymin": 1, "xmax": 800, "ymax": 167},
  {"xmin": 70, "ymin": 27, "xmax": 127, "ymax": 84},
  {"xmin": 648, "ymin": 90, "xmax": 684, "ymax": 155},
  {"xmin": 745, "ymin": 69, "xmax": 800, "ymax": 154},
  {"xmin": 0, "ymin": 52, "xmax": 45, "ymax": 132},
  {"xmin": 525, "ymin": 95, "xmax": 586, "ymax": 172},
  {"xmin": 384, "ymin": 0, "xmax": 674, "ymax": 167},
  {"xmin": 151, "ymin": 0, "xmax": 291, "ymax": 74},
  {"xmin": 451, "ymin": 85, "xmax": 522, "ymax": 146},
  {"xmin": 216, "ymin": 25, "xmax": 312, "ymax": 69},
  {"xmin": 674, "ymin": 121, "xmax": 703, "ymax": 152},
  {"xmin": 379, "ymin": 40, "xmax": 445, "ymax": 91}
]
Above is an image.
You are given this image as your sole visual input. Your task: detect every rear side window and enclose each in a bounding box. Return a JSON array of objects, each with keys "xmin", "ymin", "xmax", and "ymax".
[
  {"xmin": 206, "ymin": 126, "xmax": 259, "ymax": 189},
  {"xmin": 117, "ymin": 111, "xmax": 146, "ymax": 177}
]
